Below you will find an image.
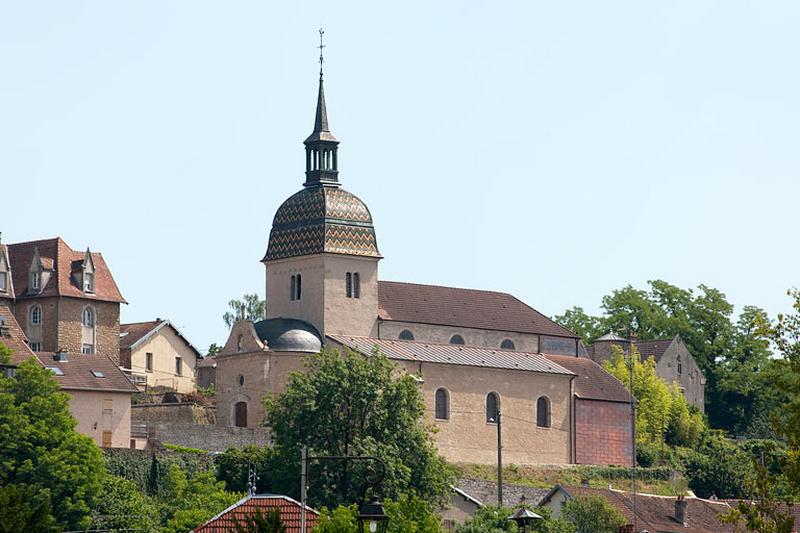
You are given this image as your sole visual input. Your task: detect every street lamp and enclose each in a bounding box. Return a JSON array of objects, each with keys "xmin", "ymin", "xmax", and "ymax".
[
  {"xmin": 358, "ymin": 496, "xmax": 389, "ymax": 533},
  {"xmin": 509, "ymin": 508, "xmax": 542, "ymax": 532}
]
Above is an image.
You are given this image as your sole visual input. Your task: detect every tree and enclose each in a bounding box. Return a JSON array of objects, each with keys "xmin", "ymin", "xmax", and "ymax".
[
  {"xmin": 312, "ymin": 504, "xmax": 359, "ymax": 533},
  {"xmin": 223, "ymin": 293, "xmax": 266, "ymax": 328},
  {"xmin": 232, "ymin": 508, "xmax": 287, "ymax": 533},
  {"xmin": 158, "ymin": 464, "xmax": 243, "ymax": 533},
  {"xmin": 552, "ymin": 306, "xmax": 606, "ymax": 344},
  {"xmin": 683, "ymin": 431, "xmax": 752, "ymax": 498},
  {"xmin": 207, "ymin": 343, "xmax": 222, "ymax": 356},
  {"xmin": 0, "ymin": 483, "xmax": 58, "ymax": 533},
  {"xmin": 0, "ymin": 356, "xmax": 105, "ymax": 530},
  {"xmin": 91, "ymin": 475, "xmax": 159, "ymax": 533},
  {"xmin": 0, "ymin": 341, "xmax": 11, "ymax": 364},
  {"xmin": 456, "ymin": 505, "xmax": 519, "ymax": 533},
  {"xmin": 311, "ymin": 496, "xmax": 443, "ymax": 533},
  {"xmin": 719, "ymin": 456, "xmax": 795, "ymax": 533},
  {"xmin": 561, "ymin": 495, "xmax": 626, "ymax": 533},
  {"xmin": 263, "ymin": 347, "xmax": 454, "ymax": 509}
]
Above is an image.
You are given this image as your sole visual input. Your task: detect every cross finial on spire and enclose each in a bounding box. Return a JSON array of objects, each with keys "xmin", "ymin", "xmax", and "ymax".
[{"xmin": 318, "ymin": 28, "xmax": 325, "ymax": 80}]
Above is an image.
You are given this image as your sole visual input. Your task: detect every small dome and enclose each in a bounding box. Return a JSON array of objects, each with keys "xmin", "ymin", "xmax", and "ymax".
[
  {"xmin": 264, "ymin": 186, "xmax": 380, "ymax": 262},
  {"xmin": 253, "ymin": 318, "xmax": 322, "ymax": 353}
]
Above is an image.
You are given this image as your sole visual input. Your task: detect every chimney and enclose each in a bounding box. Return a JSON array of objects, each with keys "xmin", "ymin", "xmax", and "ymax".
[
  {"xmin": 675, "ymin": 495, "xmax": 687, "ymax": 527},
  {"xmin": 53, "ymin": 349, "xmax": 68, "ymax": 362}
]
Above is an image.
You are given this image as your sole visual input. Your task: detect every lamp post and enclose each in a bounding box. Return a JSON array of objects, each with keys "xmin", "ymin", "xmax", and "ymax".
[
  {"xmin": 509, "ymin": 508, "xmax": 542, "ymax": 533},
  {"xmin": 488, "ymin": 411, "xmax": 503, "ymax": 507},
  {"xmin": 358, "ymin": 496, "xmax": 389, "ymax": 533}
]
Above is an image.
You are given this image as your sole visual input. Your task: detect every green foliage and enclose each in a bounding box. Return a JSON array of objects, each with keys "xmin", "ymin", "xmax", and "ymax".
[
  {"xmin": 456, "ymin": 505, "xmax": 519, "ymax": 533},
  {"xmin": 262, "ymin": 347, "xmax": 454, "ymax": 509},
  {"xmin": 603, "ymin": 346, "xmax": 704, "ymax": 452},
  {"xmin": 224, "ymin": 293, "xmax": 266, "ymax": 328},
  {"xmin": 164, "ymin": 442, "xmax": 208, "ymax": 454},
  {"xmin": 0, "ymin": 483, "xmax": 58, "ymax": 533},
  {"xmin": 561, "ymin": 495, "xmax": 626, "ymax": 533},
  {"xmin": 91, "ymin": 475, "xmax": 159, "ymax": 533},
  {"xmin": 158, "ymin": 464, "xmax": 243, "ymax": 533},
  {"xmin": 207, "ymin": 343, "xmax": 222, "ymax": 357},
  {"xmin": 104, "ymin": 448, "xmax": 214, "ymax": 495},
  {"xmin": 199, "ymin": 382, "xmax": 217, "ymax": 397},
  {"xmin": 552, "ymin": 306, "xmax": 606, "ymax": 344},
  {"xmin": 232, "ymin": 507, "xmax": 287, "ymax": 533},
  {"xmin": 383, "ymin": 493, "xmax": 443, "ymax": 532},
  {"xmin": 0, "ymin": 341, "xmax": 12, "ymax": 365},
  {"xmin": 313, "ymin": 504, "xmax": 359, "ymax": 533},
  {"xmin": 0, "ymin": 359, "xmax": 105, "ymax": 530},
  {"xmin": 683, "ymin": 431, "xmax": 752, "ymax": 498}
]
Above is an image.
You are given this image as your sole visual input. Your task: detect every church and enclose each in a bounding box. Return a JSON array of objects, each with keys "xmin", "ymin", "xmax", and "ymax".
[{"xmin": 215, "ymin": 67, "xmax": 634, "ymax": 466}]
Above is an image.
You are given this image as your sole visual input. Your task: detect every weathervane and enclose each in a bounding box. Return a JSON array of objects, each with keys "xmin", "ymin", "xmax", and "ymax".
[
  {"xmin": 318, "ymin": 28, "xmax": 326, "ymax": 79},
  {"xmin": 247, "ymin": 463, "xmax": 259, "ymax": 496}
]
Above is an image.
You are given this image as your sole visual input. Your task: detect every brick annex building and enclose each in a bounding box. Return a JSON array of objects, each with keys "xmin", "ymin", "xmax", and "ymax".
[{"xmin": 215, "ymin": 70, "xmax": 635, "ymax": 466}]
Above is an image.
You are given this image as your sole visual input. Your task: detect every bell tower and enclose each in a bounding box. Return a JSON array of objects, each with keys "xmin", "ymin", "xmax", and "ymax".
[{"xmin": 262, "ymin": 30, "xmax": 381, "ymax": 339}]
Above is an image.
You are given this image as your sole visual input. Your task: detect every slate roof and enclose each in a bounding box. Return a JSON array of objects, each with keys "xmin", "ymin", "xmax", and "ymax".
[
  {"xmin": 42, "ymin": 352, "xmax": 138, "ymax": 393},
  {"xmin": 192, "ymin": 494, "xmax": 318, "ymax": 533},
  {"xmin": 544, "ymin": 485, "xmax": 734, "ymax": 533},
  {"xmin": 119, "ymin": 319, "xmax": 202, "ymax": 357},
  {"xmin": 7, "ymin": 238, "xmax": 125, "ymax": 303},
  {"xmin": 377, "ymin": 281, "xmax": 579, "ymax": 339},
  {"xmin": 0, "ymin": 304, "xmax": 37, "ymax": 365},
  {"xmin": 329, "ymin": 335, "xmax": 575, "ymax": 376},
  {"xmin": 544, "ymin": 354, "xmax": 632, "ymax": 403}
]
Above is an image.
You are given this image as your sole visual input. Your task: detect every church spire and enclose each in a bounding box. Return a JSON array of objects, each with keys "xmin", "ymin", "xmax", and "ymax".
[{"xmin": 303, "ymin": 28, "xmax": 340, "ymax": 188}]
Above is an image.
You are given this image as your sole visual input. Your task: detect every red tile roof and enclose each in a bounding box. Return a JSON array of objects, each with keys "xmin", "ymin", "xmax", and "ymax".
[
  {"xmin": 0, "ymin": 304, "xmax": 37, "ymax": 365},
  {"xmin": 42, "ymin": 352, "xmax": 138, "ymax": 392},
  {"xmin": 378, "ymin": 281, "xmax": 578, "ymax": 338},
  {"xmin": 8, "ymin": 237, "xmax": 125, "ymax": 303},
  {"xmin": 0, "ymin": 244, "xmax": 15, "ymax": 299},
  {"xmin": 548, "ymin": 486, "xmax": 734, "ymax": 533},
  {"xmin": 192, "ymin": 495, "xmax": 318, "ymax": 533},
  {"xmin": 544, "ymin": 355, "xmax": 632, "ymax": 403}
]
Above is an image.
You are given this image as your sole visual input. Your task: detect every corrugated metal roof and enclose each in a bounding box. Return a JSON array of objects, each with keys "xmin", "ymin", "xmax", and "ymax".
[{"xmin": 328, "ymin": 335, "xmax": 574, "ymax": 376}]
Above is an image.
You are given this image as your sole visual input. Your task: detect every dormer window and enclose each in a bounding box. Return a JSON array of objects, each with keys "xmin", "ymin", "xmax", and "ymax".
[
  {"xmin": 31, "ymin": 271, "xmax": 40, "ymax": 291},
  {"xmin": 84, "ymin": 272, "xmax": 94, "ymax": 293},
  {"xmin": 0, "ymin": 271, "xmax": 6, "ymax": 292}
]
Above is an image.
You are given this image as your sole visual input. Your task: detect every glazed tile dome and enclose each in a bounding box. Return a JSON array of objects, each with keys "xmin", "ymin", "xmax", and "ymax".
[{"xmin": 264, "ymin": 186, "xmax": 381, "ymax": 261}]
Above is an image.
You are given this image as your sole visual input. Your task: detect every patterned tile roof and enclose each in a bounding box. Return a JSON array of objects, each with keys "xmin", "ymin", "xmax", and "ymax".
[
  {"xmin": 543, "ymin": 354, "xmax": 632, "ymax": 403},
  {"xmin": 192, "ymin": 495, "xmax": 318, "ymax": 533},
  {"xmin": 264, "ymin": 186, "xmax": 380, "ymax": 261},
  {"xmin": 329, "ymin": 335, "xmax": 575, "ymax": 376},
  {"xmin": 377, "ymin": 281, "xmax": 579, "ymax": 338},
  {"xmin": 7, "ymin": 237, "xmax": 125, "ymax": 303}
]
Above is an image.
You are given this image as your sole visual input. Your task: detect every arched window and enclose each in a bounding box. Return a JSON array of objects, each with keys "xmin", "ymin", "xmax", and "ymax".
[
  {"xmin": 236, "ymin": 335, "xmax": 243, "ymax": 352},
  {"xmin": 449, "ymin": 334, "xmax": 465, "ymax": 345},
  {"xmin": 82, "ymin": 307, "xmax": 94, "ymax": 327},
  {"xmin": 500, "ymin": 339, "xmax": 515, "ymax": 350},
  {"xmin": 677, "ymin": 356, "xmax": 682, "ymax": 376},
  {"xmin": 234, "ymin": 402, "xmax": 248, "ymax": 428},
  {"xmin": 346, "ymin": 272, "xmax": 353, "ymax": 298},
  {"xmin": 399, "ymin": 329, "xmax": 415, "ymax": 341},
  {"xmin": 290, "ymin": 275, "xmax": 296, "ymax": 301},
  {"xmin": 435, "ymin": 388, "xmax": 449, "ymax": 420},
  {"xmin": 536, "ymin": 396, "xmax": 551, "ymax": 428},
  {"xmin": 486, "ymin": 392, "xmax": 500, "ymax": 423},
  {"xmin": 30, "ymin": 305, "xmax": 41, "ymax": 326},
  {"xmin": 353, "ymin": 273, "xmax": 360, "ymax": 299}
]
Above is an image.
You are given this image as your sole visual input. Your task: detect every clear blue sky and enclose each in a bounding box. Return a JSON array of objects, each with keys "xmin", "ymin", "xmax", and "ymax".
[{"xmin": 1, "ymin": 2, "xmax": 798, "ymax": 352}]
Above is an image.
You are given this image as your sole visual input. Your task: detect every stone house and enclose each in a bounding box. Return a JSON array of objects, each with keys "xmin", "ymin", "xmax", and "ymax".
[
  {"xmin": 214, "ymin": 69, "xmax": 634, "ymax": 466},
  {"xmin": 0, "ymin": 303, "xmax": 137, "ymax": 448},
  {"xmin": 191, "ymin": 494, "xmax": 318, "ymax": 533},
  {"xmin": 587, "ymin": 333, "xmax": 705, "ymax": 412},
  {"xmin": 119, "ymin": 319, "xmax": 201, "ymax": 393}
]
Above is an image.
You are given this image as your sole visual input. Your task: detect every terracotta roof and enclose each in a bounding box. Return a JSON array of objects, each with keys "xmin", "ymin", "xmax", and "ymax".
[
  {"xmin": 378, "ymin": 281, "xmax": 578, "ymax": 338},
  {"xmin": 0, "ymin": 244, "xmax": 15, "ymax": 299},
  {"xmin": 197, "ymin": 355, "xmax": 216, "ymax": 368},
  {"xmin": 634, "ymin": 337, "xmax": 676, "ymax": 362},
  {"xmin": 546, "ymin": 485, "xmax": 734, "ymax": 533},
  {"xmin": 544, "ymin": 355, "xmax": 632, "ymax": 403},
  {"xmin": 192, "ymin": 495, "xmax": 318, "ymax": 533},
  {"xmin": 0, "ymin": 304, "xmax": 37, "ymax": 365},
  {"xmin": 329, "ymin": 335, "xmax": 575, "ymax": 376},
  {"xmin": 7, "ymin": 237, "xmax": 125, "ymax": 303},
  {"xmin": 42, "ymin": 352, "xmax": 138, "ymax": 392}
]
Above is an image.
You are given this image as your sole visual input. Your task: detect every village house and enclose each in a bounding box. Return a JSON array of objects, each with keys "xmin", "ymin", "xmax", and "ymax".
[
  {"xmin": 587, "ymin": 333, "xmax": 705, "ymax": 412},
  {"xmin": 0, "ymin": 238, "xmax": 138, "ymax": 448},
  {"xmin": 191, "ymin": 494, "xmax": 318, "ymax": 533},
  {"xmin": 119, "ymin": 319, "xmax": 202, "ymax": 393},
  {"xmin": 213, "ymin": 68, "xmax": 635, "ymax": 466}
]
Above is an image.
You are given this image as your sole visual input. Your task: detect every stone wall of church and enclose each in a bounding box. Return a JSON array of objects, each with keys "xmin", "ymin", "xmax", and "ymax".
[
  {"xmin": 215, "ymin": 350, "xmax": 309, "ymax": 428},
  {"xmin": 378, "ymin": 320, "xmax": 540, "ymax": 353},
  {"xmin": 322, "ymin": 255, "xmax": 378, "ymax": 337},
  {"xmin": 265, "ymin": 255, "xmax": 326, "ymax": 335},
  {"xmin": 574, "ymin": 398, "xmax": 631, "ymax": 466},
  {"xmin": 395, "ymin": 360, "xmax": 573, "ymax": 465},
  {"xmin": 655, "ymin": 339, "xmax": 705, "ymax": 412}
]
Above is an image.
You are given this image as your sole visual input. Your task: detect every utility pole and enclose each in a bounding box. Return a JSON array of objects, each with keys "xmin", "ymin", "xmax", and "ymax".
[
  {"xmin": 628, "ymin": 334, "xmax": 637, "ymax": 532},
  {"xmin": 301, "ymin": 446, "xmax": 308, "ymax": 533},
  {"xmin": 497, "ymin": 411, "xmax": 503, "ymax": 507}
]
